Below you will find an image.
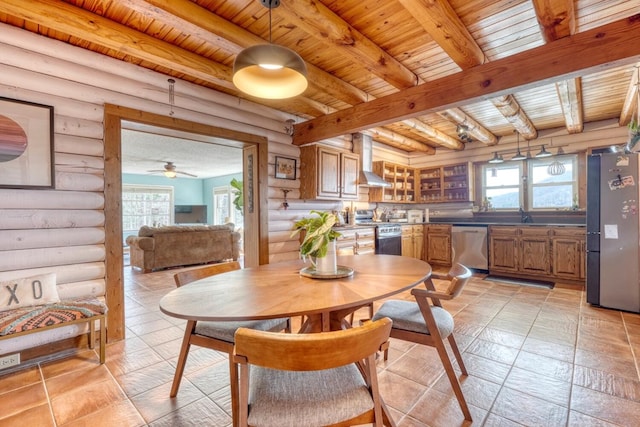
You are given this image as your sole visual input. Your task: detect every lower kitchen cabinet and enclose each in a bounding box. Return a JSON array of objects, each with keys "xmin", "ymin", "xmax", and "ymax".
[
  {"xmin": 401, "ymin": 225, "xmax": 424, "ymax": 259},
  {"xmin": 425, "ymin": 224, "xmax": 451, "ymax": 266},
  {"xmin": 489, "ymin": 225, "xmax": 585, "ymax": 284},
  {"xmin": 336, "ymin": 227, "xmax": 375, "ymax": 256},
  {"xmin": 551, "ymin": 227, "xmax": 586, "ymax": 280}
]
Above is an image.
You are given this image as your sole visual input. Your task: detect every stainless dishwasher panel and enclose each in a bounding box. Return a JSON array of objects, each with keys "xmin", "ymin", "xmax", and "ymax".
[{"xmin": 451, "ymin": 226, "xmax": 488, "ymax": 270}]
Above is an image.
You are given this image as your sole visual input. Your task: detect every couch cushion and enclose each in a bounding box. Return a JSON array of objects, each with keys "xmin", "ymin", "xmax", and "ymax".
[
  {"xmin": 0, "ymin": 273, "xmax": 59, "ymax": 313},
  {"xmin": 138, "ymin": 223, "xmax": 234, "ymax": 237}
]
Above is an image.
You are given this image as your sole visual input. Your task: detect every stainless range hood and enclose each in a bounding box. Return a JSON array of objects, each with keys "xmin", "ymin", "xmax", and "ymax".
[{"xmin": 352, "ymin": 133, "xmax": 391, "ymax": 187}]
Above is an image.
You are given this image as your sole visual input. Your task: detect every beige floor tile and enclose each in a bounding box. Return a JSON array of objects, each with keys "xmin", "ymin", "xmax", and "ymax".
[
  {"xmin": 571, "ymin": 385, "xmax": 640, "ymax": 425},
  {"xmin": 492, "ymin": 387, "xmax": 568, "ymax": 426}
]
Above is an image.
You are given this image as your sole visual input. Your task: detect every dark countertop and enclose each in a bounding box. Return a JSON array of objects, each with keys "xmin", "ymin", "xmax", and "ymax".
[{"xmin": 427, "ymin": 220, "xmax": 585, "ymax": 227}]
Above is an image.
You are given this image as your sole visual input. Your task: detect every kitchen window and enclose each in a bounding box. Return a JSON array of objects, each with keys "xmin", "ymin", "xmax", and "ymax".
[
  {"xmin": 481, "ymin": 163, "xmax": 523, "ymax": 209},
  {"xmin": 480, "ymin": 154, "xmax": 578, "ymax": 210},
  {"xmin": 527, "ymin": 155, "xmax": 577, "ymax": 210}
]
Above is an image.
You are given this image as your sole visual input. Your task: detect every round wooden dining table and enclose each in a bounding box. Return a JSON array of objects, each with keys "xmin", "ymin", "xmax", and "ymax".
[{"xmin": 159, "ymin": 254, "xmax": 432, "ymax": 332}]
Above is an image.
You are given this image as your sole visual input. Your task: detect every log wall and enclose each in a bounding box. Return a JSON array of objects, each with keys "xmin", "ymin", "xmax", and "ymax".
[{"xmin": 0, "ymin": 22, "xmax": 333, "ymax": 353}]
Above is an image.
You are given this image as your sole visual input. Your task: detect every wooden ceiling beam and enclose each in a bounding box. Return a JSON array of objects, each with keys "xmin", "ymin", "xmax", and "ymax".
[
  {"xmin": 277, "ymin": 0, "xmax": 417, "ymax": 90},
  {"xmin": 531, "ymin": 0, "xmax": 576, "ymax": 41},
  {"xmin": 292, "ymin": 15, "xmax": 640, "ymax": 145},
  {"xmin": 364, "ymin": 128, "xmax": 436, "ymax": 154},
  {"xmin": 556, "ymin": 78, "xmax": 584, "ymax": 133},
  {"xmin": 399, "ymin": 0, "xmax": 520, "ymax": 144},
  {"xmin": 0, "ymin": 0, "xmax": 236, "ymax": 88},
  {"xmin": 490, "ymin": 95, "xmax": 538, "ymax": 140},
  {"xmin": 438, "ymin": 108, "xmax": 498, "ymax": 145},
  {"xmin": 397, "ymin": 0, "xmax": 486, "ymax": 68},
  {"xmin": 532, "ymin": 0, "xmax": 583, "ymax": 134},
  {"xmin": 619, "ymin": 65, "xmax": 640, "ymax": 126},
  {"xmin": 124, "ymin": 0, "xmax": 368, "ymax": 107},
  {"xmin": 401, "ymin": 120, "xmax": 463, "ymax": 150}
]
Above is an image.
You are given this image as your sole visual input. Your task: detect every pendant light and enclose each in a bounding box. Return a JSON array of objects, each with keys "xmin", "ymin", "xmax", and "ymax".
[
  {"xmin": 233, "ymin": 0, "xmax": 308, "ymax": 99},
  {"xmin": 535, "ymin": 144, "xmax": 552, "ymax": 158},
  {"xmin": 511, "ymin": 132, "xmax": 526, "ymax": 160},
  {"xmin": 547, "ymin": 146, "xmax": 566, "ymax": 176},
  {"xmin": 488, "ymin": 152, "xmax": 504, "ymax": 163}
]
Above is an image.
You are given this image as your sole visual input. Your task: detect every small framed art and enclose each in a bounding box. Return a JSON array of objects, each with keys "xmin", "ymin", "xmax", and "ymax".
[{"xmin": 275, "ymin": 156, "xmax": 297, "ymax": 180}]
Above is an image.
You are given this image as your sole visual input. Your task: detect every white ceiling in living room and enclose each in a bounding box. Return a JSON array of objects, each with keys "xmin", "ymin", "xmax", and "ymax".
[{"xmin": 121, "ymin": 122, "xmax": 243, "ymax": 179}]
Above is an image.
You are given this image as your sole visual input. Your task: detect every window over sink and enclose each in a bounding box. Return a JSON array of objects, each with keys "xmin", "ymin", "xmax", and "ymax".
[{"xmin": 480, "ymin": 154, "xmax": 578, "ymax": 210}]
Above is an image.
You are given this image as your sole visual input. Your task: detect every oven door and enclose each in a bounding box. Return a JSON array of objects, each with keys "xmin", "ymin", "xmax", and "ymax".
[{"xmin": 375, "ymin": 235, "xmax": 402, "ymax": 255}]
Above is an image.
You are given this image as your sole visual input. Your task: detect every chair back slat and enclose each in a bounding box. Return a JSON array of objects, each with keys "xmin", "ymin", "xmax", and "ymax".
[
  {"xmin": 234, "ymin": 317, "xmax": 392, "ymax": 371},
  {"xmin": 445, "ymin": 263, "xmax": 472, "ymax": 298},
  {"xmin": 174, "ymin": 261, "xmax": 241, "ymax": 287}
]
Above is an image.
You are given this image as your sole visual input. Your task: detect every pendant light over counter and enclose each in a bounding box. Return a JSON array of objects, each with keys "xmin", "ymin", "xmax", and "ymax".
[
  {"xmin": 511, "ymin": 131, "xmax": 526, "ymax": 161},
  {"xmin": 232, "ymin": 0, "xmax": 308, "ymax": 99}
]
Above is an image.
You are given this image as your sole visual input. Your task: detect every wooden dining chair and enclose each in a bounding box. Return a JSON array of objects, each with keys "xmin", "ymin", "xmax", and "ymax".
[
  {"xmin": 233, "ymin": 317, "xmax": 394, "ymax": 427},
  {"xmin": 170, "ymin": 261, "xmax": 291, "ymax": 427},
  {"xmin": 372, "ymin": 263, "xmax": 473, "ymax": 421}
]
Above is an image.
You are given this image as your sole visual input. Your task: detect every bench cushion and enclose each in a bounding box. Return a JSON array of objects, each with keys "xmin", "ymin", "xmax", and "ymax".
[
  {"xmin": 0, "ymin": 273, "xmax": 59, "ymax": 313},
  {"xmin": 0, "ymin": 298, "xmax": 107, "ymax": 337}
]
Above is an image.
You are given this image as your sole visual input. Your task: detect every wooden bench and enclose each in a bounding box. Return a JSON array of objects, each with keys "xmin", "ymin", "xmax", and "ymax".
[{"xmin": 0, "ymin": 299, "xmax": 107, "ymax": 364}]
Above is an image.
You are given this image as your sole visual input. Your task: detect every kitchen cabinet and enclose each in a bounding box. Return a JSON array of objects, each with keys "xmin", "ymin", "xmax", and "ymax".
[
  {"xmin": 425, "ymin": 224, "xmax": 451, "ymax": 266},
  {"xmin": 370, "ymin": 161, "xmax": 416, "ymax": 203},
  {"xmin": 335, "ymin": 227, "xmax": 375, "ymax": 256},
  {"xmin": 401, "ymin": 225, "xmax": 424, "ymax": 259},
  {"xmin": 488, "ymin": 225, "xmax": 585, "ymax": 284},
  {"xmin": 418, "ymin": 162, "xmax": 473, "ymax": 203},
  {"xmin": 551, "ymin": 227, "xmax": 586, "ymax": 280},
  {"xmin": 299, "ymin": 145, "xmax": 359, "ymax": 200},
  {"xmin": 489, "ymin": 226, "xmax": 551, "ymax": 276}
]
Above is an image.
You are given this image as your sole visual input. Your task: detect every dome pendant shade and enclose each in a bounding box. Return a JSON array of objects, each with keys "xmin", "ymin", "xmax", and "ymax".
[
  {"xmin": 536, "ymin": 145, "xmax": 552, "ymax": 158},
  {"xmin": 233, "ymin": 44, "xmax": 308, "ymax": 99},
  {"xmin": 511, "ymin": 150, "xmax": 526, "ymax": 161}
]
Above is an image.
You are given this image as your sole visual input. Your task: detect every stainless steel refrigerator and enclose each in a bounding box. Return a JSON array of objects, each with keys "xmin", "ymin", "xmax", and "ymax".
[{"xmin": 586, "ymin": 152, "xmax": 640, "ymax": 313}]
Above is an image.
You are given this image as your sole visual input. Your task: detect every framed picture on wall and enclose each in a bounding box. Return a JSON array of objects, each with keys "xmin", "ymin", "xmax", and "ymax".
[
  {"xmin": 0, "ymin": 97, "xmax": 55, "ymax": 189},
  {"xmin": 275, "ymin": 156, "xmax": 296, "ymax": 180}
]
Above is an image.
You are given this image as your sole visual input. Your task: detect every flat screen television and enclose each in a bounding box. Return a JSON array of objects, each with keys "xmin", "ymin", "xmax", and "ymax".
[{"xmin": 174, "ymin": 205, "xmax": 207, "ymax": 224}]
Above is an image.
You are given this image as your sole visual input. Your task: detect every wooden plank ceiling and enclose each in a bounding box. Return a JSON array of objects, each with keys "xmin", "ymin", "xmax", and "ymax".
[{"xmin": 1, "ymin": 0, "xmax": 639, "ymax": 154}]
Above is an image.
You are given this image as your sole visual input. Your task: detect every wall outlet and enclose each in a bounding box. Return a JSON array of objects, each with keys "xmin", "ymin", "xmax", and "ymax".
[{"xmin": 0, "ymin": 353, "xmax": 20, "ymax": 369}]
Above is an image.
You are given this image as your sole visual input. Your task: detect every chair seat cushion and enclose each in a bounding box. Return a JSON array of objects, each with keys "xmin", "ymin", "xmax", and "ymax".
[
  {"xmin": 372, "ymin": 300, "xmax": 454, "ymax": 338},
  {"xmin": 247, "ymin": 363, "xmax": 373, "ymax": 427},
  {"xmin": 195, "ymin": 318, "xmax": 288, "ymax": 343}
]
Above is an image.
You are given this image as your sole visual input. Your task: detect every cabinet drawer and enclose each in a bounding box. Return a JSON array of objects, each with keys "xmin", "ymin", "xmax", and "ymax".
[
  {"xmin": 356, "ymin": 228, "xmax": 375, "ymax": 239},
  {"xmin": 356, "ymin": 240, "xmax": 375, "ymax": 251}
]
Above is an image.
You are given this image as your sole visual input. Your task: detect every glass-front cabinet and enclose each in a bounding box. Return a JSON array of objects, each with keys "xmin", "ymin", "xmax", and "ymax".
[
  {"xmin": 371, "ymin": 161, "xmax": 472, "ymax": 203},
  {"xmin": 371, "ymin": 161, "xmax": 416, "ymax": 203},
  {"xmin": 419, "ymin": 162, "xmax": 473, "ymax": 203}
]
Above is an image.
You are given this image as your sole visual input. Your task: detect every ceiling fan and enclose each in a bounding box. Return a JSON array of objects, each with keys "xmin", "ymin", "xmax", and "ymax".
[{"xmin": 148, "ymin": 161, "xmax": 197, "ymax": 178}]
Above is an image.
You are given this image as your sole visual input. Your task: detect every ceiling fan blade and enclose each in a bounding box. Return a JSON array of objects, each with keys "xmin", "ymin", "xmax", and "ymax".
[{"xmin": 176, "ymin": 170, "xmax": 198, "ymax": 177}]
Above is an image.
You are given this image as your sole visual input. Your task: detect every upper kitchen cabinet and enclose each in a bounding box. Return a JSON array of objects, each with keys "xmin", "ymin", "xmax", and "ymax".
[
  {"xmin": 418, "ymin": 162, "xmax": 473, "ymax": 203},
  {"xmin": 299, "ymin": 145, "xmax": 359, "ymax": 200},
  {"xmin": 370, "ymin": 161, "xmax": 416, "ymax": 203}
]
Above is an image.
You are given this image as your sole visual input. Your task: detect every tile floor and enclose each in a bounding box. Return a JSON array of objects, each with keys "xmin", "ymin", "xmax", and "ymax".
[{"xmin": 1, "ymin": 264, "xmax": 640, "ymax": 426}]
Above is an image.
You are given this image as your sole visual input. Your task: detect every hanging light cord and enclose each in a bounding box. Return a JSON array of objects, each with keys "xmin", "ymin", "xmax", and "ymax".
[{"xmin": 268, "ymin": 3, "xmax": 273, "ymax": 44}]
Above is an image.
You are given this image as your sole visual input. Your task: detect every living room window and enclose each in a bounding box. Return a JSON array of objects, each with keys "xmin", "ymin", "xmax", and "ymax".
[{"xmin": 122, "ymin": 185, "xmax": 174, "ymax": 237}]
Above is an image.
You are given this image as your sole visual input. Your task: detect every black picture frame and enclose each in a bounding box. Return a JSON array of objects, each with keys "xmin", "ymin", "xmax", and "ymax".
[
  {"xmin": 0, "ymin": 97, "xmax": 55, "ymax": 189},
  {"xmin": 275, "ymin": 156, "xmax": 297, "ymax": 180}
]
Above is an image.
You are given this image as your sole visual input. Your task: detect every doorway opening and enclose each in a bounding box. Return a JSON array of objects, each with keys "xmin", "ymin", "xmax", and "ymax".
[{"xmin": 104, "ymin": 104, "xmax": 269, "ymax": 341}]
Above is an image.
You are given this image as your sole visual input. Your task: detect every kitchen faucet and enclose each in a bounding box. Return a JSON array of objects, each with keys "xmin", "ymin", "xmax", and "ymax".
[{"xmin": 519, "ymin": 207, "xmax": 532, "ymax": 223}]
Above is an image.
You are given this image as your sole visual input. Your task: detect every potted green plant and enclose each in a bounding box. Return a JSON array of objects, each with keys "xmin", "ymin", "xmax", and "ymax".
[{"xmin": 291, "ymin": 210, "xmax": 341, "ymax": 273}]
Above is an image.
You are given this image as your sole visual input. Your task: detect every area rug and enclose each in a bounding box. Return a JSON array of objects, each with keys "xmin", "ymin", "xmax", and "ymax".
[{"xmin": 484, "ymin": 275, "xmax": 555, "ymax": 289}]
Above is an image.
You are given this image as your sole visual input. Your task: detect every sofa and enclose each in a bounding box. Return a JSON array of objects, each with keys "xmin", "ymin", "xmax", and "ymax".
[{"xmin": 126, "ymin": 224, "xmax": 241, "ymax": 273}]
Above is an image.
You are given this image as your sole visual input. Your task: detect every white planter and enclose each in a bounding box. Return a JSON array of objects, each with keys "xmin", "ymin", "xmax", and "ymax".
[{"xmin": 313, "ymin": 240, "xmax": 337, "ymax": 274}]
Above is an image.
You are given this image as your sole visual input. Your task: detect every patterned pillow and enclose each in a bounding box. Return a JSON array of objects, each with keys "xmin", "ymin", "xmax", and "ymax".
[{"xmin": 0, "ymin": 273, "xmax": 59, "ymax": 312}]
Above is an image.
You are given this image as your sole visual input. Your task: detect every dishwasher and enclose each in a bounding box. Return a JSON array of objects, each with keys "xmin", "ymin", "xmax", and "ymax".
[{"xmin": 451, "ymin": 225, "xmax": 488, "ymax": 271}]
